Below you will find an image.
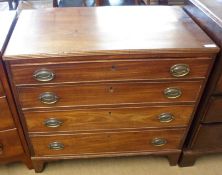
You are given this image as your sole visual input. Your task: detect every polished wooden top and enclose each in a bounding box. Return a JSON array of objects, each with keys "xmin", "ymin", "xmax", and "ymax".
[
  {"xmin": 188, "ymin": 0, "xmax": 222, "ymax": 28},
  {"xmin": 0, "ymin": 11, "xmax": 16, "ymax": 55},
  {"xmin": 4, "ymin": 6, "xmax": 218, "ymax": 60}
]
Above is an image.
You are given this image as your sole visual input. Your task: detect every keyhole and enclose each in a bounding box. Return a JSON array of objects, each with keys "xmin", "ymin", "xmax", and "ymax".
[
  {"xmin": 108, "ymin": 112, "xmax": 112, "ymax": 116},
  {"xmin": 111, "ymin": 65, "xmax": 116, "ymax": 71},
  {"xmin": 109, "ymin": 87, "xmax": 114, "ymax": 93}
]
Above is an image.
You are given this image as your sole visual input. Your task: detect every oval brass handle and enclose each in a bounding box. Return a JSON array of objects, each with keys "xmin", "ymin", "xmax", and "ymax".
[
  {"xmin": 158, "ymin": 113, "xmax": 174, "ymax": 123},
  {"xmin": 170, "ymin": 64, "xmax": 190, "ymax": 77},
  {"xmin": 164, "ymin": 87, "xmax": 182, "ymax": 99},
  {"xmin": 151, "ymin": 138, "xmax": 167, "ymax": 147},
  {"xmin": 33, "ymin": 69, "xmax": 55, "ymax": 82},
  {"xmin": 39, "ymin": 92, "xmax": 59, "ymax": 104},
  {"xmin": 44, "ymin": 118, "xmax": 63, "ymax": 128},
  {"xmin": 48, "ymin": 142, "xmax": 64, "ymax": 150}
]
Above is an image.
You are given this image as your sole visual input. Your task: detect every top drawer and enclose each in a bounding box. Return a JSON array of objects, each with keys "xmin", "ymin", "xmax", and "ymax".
[{"xmin": 10, "ymin": 58, "xmax": 211, "ymax": 85}]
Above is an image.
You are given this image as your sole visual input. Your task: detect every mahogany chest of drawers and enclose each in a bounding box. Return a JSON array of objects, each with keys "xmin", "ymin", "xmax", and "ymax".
[
  {"xmin": 0, "ymin": 12, "xmax": 32, "ymax": 168},
  {"xmin": 3, "ymin": 6, "xmax": 219, "ymax": 172},
  {"xmin": 180, "ymin": 0, "xmax": 222, "ymax": 166}
]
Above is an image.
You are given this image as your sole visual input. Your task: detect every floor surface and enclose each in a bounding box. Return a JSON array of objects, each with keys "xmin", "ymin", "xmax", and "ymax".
[{"xmin": 0, "ymin": 154, "xmax": 222, "ymax": 174}]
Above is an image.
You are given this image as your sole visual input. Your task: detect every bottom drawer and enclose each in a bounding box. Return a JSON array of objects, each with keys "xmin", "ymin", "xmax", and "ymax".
[
  {"xmin": 192, "ymin": 124, "xmax": 222, "ymax": 150},
  {"xmin": 0, "ymin": 129, "xmax": 24, "ymax": 159},
  {"xmin": 31, "ymin": 129, "xmax": 185, "ymax": 157}
]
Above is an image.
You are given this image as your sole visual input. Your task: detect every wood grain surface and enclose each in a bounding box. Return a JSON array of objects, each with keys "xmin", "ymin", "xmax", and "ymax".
[
  {"xmin": 24, "ymin": 105, "xmax": 194, "ymax": 133},
  {"xmin": 11, "ymin": 58, "xmax": 211, "ymax": 85},
  {"xmin": 3, "ymin": 6, "xmax": 218, "ymax": 60},
  {"xmin": 18, "ymin": 81, "xmax": 202, "ymax": 109},
  {"xmin": 191, "ymin": 124, "xmax": 222, "ymax": 150},
  {"xmin": 201, "ymin": 97, "xmax": 222, "ymax": 123},
  {"xmin": 0, "ymin": 129, "xmax": 24, "ymax": 160},
  {"xmin": 0, "ymin": 80, "xmax": 5, "ymax": 96},
  {"xmin": 30, "ymin": 128, "xmax": 185, "ymax": 157},
  {"xmin": 2, "ymin": 6, "xmax": 218, "ymax": 171},
  {"xmin": 0, "ymin": 97, "xmax": 15, "ymax": 131},
  {"xmin": 215, "ymin": 75, "xmax": 222, "ymax": 93}
]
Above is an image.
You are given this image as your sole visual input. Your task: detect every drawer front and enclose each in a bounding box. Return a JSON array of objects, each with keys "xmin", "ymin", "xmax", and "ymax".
[
  {"xmin": 192, "ymin": 124, "xmax": 222, "ymax": 150},
  {"xmin": 11, "ymin": 58, "xmax": 211, "ymax": 85},
  {"xmin": 25, "ymin": 105, "xmax": 193, "ymax": 133},
  {"xmin": 31, "ymin": 129, "xmax": 185, "ymax": 156},
  {"xmin": 0, "ymin": 97, "xmax": 15, "ymax": 130},
  {"xmin": 18, "ymin": 81, "xmax": 202, "ymax": 109},
  {"xmin": 0, "ymin": 129, "xmax": 24, "ymax": 159},
  {"xmin": 215, "ymin": 74, "xmax": 222, "ymax": 93},
  {"xmin": 202, "ymin": 97, "xmax": 222, "ymax": 123}
]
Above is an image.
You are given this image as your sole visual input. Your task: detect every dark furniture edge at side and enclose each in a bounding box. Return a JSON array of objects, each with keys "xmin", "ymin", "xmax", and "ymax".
[{"xmin": 180, "ymin": 0, "xmax": 222, "ymax": 167}]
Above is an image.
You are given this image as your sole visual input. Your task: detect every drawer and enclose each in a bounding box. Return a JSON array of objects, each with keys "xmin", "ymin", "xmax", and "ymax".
[
  {"xmin": 0, "ymin": 97, "xmax": 15, "ymax": 130},
  {"xmin": 30, "ymin": 128, "xmax": 185, "ymax": 156},
  {"xmin": 18, "ymin": 81, "xmax": 202, "ymax": 109},
  {"xmin": 0, "ymin": 129, "xmax": 24, "ymax": 159},
  {"xmin": 215, "ymin": 74, "xmax": 222, "ymax": 93},
  {"xmin": 202, "ymin": 97, "xmax": 222, "ymax": 123},
  {"xmin": 192, "ymin": 124, "xmax": 222, "ymax": 150},
  {"xmin": 11, "ymin": 58, "xmax": 211, "ymax": 85},
  {"xmin": 25, "ymin": 105, "xmax": 194, "ymax": 133}
]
